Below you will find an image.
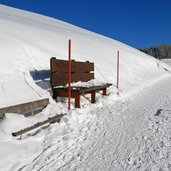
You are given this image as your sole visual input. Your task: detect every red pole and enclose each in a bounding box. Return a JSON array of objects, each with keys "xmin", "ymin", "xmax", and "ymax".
[
  {"xmin": 68, "ymin": 39, "xmax": 71, "ymax": 111},
  {"xmin": 116, "ymin": 50, "xmax": 120, "ymax": 89}
]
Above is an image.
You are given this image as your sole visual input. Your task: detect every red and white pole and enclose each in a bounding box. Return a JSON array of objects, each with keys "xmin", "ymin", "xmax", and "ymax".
[
  {"xmin": 116, "ymin": 50, "xmax": 120, "ymax": 89},
  {"xmin": 68, "ymin": 39, "xmax": 71, "ymax": 111}
]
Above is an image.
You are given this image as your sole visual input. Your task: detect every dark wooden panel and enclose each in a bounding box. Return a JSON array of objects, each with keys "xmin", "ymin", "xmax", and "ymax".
[
  {"xmin": 72, "ymin": 61, "xmax": 94, "ymax": 73},
  {"xmin": 51, "ymin": 57, "xmax": 94, "ymax": 73},
  {"xmin": 51, "ymin": 58, "xmax": 68, "ymax": 73},
  {"xmin": 51, "ymin": 73, "xmax": 94, "ymax": 86}
]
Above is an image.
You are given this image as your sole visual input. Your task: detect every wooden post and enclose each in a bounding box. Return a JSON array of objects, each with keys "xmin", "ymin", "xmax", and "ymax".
[
  {"xmin": 75, "ymin": 94, "xmax": 80, "ymax": 108},
  {"xmin": 91, "ymin": 90, "xmax": 96, "ymax": 103},
  {"xmin": 102, "ymin": 88, "xmax": 107, "ymax": 95},
  {"xmin": 68, "ymin": 39, "xmax": 71, "ymax": 111},
  {"xmin": 116, "ymin": 50, "xmax": 120, "ymax": 89}
]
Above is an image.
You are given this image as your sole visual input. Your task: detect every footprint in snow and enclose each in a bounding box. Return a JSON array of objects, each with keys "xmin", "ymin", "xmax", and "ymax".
[{"xmin": 145, "ymin": 138, "xmax": 153, "ymax": 149}]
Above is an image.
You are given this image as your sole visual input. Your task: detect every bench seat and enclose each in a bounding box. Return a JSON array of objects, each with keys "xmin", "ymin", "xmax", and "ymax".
[{"xmin": 53, "ymin": 83, "xmax": 112, "ymax": 108}]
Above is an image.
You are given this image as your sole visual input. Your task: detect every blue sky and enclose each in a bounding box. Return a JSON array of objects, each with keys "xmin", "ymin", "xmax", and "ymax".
[{"xmin": 0, "ymin": 0, "xmax": 171, "ymax": 48}]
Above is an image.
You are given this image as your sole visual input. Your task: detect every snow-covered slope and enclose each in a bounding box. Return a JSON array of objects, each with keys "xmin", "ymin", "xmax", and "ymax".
[
  {"xmin": 0, "ymin": 5, "xmax": 171, "ymax": 171},
  {"xmin": 0, "ymin": 4, "xmax": 170, "ymax": 108}
]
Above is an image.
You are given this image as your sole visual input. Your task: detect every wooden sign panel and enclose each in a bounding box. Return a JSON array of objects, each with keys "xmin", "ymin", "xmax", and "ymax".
[{"xmin": 50, "ymin": 58, "xmax": 94, "ymax": 86}]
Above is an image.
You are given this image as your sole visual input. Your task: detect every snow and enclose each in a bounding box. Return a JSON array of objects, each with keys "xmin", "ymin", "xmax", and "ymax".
[
  {"xmin": 0, "ymin": 4, "xmax": 171, "ymax": 171},
  {"xmin": 162, "ymin": 58, "xmax": 171, "ymax": 66}
]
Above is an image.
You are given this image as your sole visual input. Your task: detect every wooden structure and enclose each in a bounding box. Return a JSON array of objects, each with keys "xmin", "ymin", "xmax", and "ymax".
[
  {"xmin": 0, "ymin": 98, "xmax": 49, "ymax": 117},
  {"xmin": 50, "ymin": 58, "xmax": 94, "ymax": 86},
  {"xmin": 50, "ymin": 58, "xmax": 112, "ymax": 108},
  {"xmin": 12, "ymin": 114, "xmax": 65, "ymax": 137}
]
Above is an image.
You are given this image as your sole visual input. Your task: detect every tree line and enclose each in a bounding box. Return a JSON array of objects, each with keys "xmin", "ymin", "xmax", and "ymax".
[{"xmin": 140, "ymin": 44, "xmax": 171, "ymax": 59}]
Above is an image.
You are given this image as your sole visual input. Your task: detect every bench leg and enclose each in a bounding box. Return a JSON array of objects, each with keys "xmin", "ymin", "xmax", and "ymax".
[
  {"xmin": 52, "ymin": 91, "xmax": 57, "ymax": 101},
  {"xmin": 91, "ymin": 91, "xmax": 96, "ymax": 103},
  {"xmin": 102, "ymin": 88, "xmax": 107, "ymax": 95},
  {"xmin": 75, "ymin": 94, "xmax": 80, "ymax": 108}
]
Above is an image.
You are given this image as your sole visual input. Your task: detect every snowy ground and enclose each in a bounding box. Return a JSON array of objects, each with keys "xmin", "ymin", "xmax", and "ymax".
[
  {"xmin": 162, "ymin": 59, "xmax": 171, "ymax": 67},
  {"xmin": 0, "ymin": 5, "xmax": 171, "ymax": 171},
  {"xmin": 14, "ymin": 73, "xmax": 170, "ymax": 171}
]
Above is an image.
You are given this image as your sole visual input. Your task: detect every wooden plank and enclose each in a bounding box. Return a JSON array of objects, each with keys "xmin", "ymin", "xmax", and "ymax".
[
  {"xmin": 0, "ymin": 98, "xmax": 49, "ymax": 117},
  {"xmin": 51, "ymin": 58, "xmax": 68, "ymax": 73},
  {"xmin": 80, "ymin": 84, "xmax": 112, "ymax": 93},
  {"xmin": 53, "ymin": 84, "xmax": 112, "ymax": 95},
  {"xmin": 51, "ymin": 57, "xmax": 94, "ymax": 73},
  {"xmin": 71, "ymin": 61, "xmax": 94, "ymax": 73},
  {"xmin": 12, "ymin": 114, "xmax": 65, "ymax": 137},
  {"xmin": 54, "ymin": 89, "xmax": 79, "ymax": 98},
  {"xmin": 51, "ymin": 73, "xmax": 94, "ymax": 86}
]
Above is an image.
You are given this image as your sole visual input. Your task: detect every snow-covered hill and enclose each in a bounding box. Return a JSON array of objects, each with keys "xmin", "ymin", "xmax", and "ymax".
[
  {"xmin": 0, "ymin": 5, "xmax": 171, "ymax": 171},
  {"xmin": 0, "ymin": 5, "xmax": 170, "ymax": 108}
]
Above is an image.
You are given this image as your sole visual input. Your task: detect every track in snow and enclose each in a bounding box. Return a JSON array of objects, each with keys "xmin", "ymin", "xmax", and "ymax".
[{"xmin": 22, "ymin": 74, "xmax": 171, "ymax": 171}]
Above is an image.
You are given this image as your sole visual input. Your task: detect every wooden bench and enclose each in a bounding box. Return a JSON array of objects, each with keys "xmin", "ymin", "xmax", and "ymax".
[{"xmin": 50, "ymin": 57, "xmax": 112, "ymax": 108}]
